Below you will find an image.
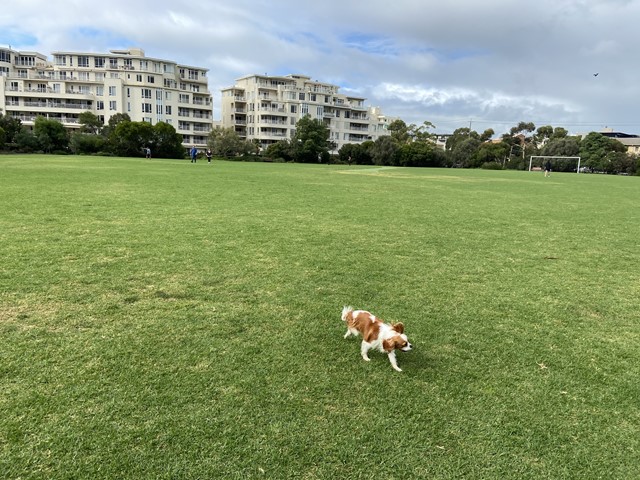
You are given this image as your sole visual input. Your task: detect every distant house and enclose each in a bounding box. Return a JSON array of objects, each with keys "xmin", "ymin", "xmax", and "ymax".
[{"xmin": 595, "ymin": 128, "xmax": 640, "ymax": 155}]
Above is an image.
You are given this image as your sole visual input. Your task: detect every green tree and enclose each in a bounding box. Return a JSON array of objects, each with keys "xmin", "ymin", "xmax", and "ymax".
[
  {"xmin": 580, "ymin": 132, "xmax": 627, "ymax": 172},
  {"xmin": 338, "ymin": 142, "xmax": 372, "ymax": 165},
  {"xmin": 264, "ymin": 140, "xmax": 293, "ymax": 162},
  {"xmin": 370, "ymin": 135, "xmax": 398, "ymax": 166},
  {"xmin": 387, "ymin": 119, "xmax": 411, "ymax": 145},
  {"xmin": 33, "ymin": 116, "xmax": 69, "ymax": 153},
  {"xmin": 0, "ymin": 114, "xmax": 22, "ymax": 146},
  {"xmin": 208, "ymin": 127, "xmax": 251, "ymax": 157},
  {"xmin": 153, "ymin": 122, "xmax": 185, "ymax": 158},
  {"xmin": 69, "ymin": 132, "xmax": 107, "ymax": 154},
  {"xmin": 292, "ymin": 115, "xmax": 330, "ymax": 163},
  {"xmin": 78, "ymin": 111, "xmax": 103, "ymax": 134},
  {"xmin": 109, "ymin": 120, "xmax": 154, "ymax": 157}
]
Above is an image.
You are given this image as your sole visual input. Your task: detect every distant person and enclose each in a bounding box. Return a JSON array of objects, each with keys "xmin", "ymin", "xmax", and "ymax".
[
  {"xmin": 544, "ymin": 160, "xmax": 552, "ymax": 177},
  {"xmin": 206, "ymin": 149, "xmax": 212, "ymax": 164},
  {"xmin": 145, "ymin": 147, "xmax": 151, "ymax": 159},
  {"xmin": 190, "ymin": 146, "xmax": 198, "ymax": 163}
]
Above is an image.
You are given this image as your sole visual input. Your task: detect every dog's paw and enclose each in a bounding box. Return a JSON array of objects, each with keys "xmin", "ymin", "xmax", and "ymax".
[{"xmin": 362, "ymin": 356, "xmax": 371, "ymax": 362}]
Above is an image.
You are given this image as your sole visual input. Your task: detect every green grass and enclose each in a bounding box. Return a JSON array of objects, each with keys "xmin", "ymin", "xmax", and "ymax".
[{"xmin": 1, "ymin": 155, "xmax": 639, "ymax": 479}]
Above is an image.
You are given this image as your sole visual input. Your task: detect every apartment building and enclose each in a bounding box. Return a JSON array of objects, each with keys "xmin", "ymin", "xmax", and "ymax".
[
  {"xmin": 0, "ymin": 47, "xmax": 213, "ymax": 148},
  {"xmin": 220, "ymin": 74, "xmax": 392, "ymax": 151}
]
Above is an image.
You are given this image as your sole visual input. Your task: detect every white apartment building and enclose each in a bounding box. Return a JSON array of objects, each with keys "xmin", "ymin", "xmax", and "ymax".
[
  {"xmin": 220, "ymin": 74, "xmax": 392, "ymax": 152},
  {"xmin": 0, "ymin": 47, "xmax": 213, "ymax": 148}
]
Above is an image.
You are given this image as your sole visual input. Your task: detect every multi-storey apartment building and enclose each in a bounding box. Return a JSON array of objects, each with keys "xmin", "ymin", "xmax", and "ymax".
[
  {"xmin": 220, "ymin": 74, "xmax": 392, "ymax": 152},
  {"xmin": 0, "ymin": 47, "xmax": 212, "ymax": 148}
]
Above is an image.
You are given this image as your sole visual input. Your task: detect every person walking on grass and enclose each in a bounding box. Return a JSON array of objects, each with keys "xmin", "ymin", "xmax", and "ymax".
[
  {"xmin": 544, "ymin": 159, "xmax": 552, "ymax": 177},
  {"xmin": 206, "ymin": 148, "xmax": 212, "ymax": 164},
  {"xmin": 190, "ymin": 146, "xmax": 198, "ymax": 163}
]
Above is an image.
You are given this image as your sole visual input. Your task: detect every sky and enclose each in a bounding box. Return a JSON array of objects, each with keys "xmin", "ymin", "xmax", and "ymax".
[{"xmin": 2, "ymin": 0, "xmax": 639, "ymax": 137}]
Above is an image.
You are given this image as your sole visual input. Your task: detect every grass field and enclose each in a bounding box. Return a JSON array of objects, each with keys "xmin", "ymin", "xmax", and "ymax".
[{"xmin": 1, "ymin": 155, "xmax": 639, "ymax": 479}]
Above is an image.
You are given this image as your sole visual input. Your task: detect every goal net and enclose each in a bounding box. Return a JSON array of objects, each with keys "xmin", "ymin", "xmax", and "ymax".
[{"xmin": 529, "ymin": 155, "xmax": 581, "ymax": 173}]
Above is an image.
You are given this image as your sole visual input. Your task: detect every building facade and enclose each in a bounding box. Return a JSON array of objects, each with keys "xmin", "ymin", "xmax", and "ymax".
[
  {"xmin": 220, "ymin": 74, "xmax": 392, "ymax": 152},
  {"xmin": 0, "ymin": 47, "xmax": 213, "ymax": 148}
]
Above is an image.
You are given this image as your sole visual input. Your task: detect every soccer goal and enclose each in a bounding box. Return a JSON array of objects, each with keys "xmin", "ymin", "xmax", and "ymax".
[{"xmin": 529, "ymin": 155, "xmax": 581, "ymax": 173}]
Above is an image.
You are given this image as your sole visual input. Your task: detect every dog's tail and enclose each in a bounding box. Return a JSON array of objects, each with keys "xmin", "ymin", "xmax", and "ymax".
[{"xmin": 341, "ymin": 305, "xmax": 354, "ymax": 322}]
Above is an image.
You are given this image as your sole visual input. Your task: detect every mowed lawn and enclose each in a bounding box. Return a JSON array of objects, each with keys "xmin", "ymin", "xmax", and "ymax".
[{"xmin": 1, "ymin": 155, "xmax": 639, "ymax": 479}]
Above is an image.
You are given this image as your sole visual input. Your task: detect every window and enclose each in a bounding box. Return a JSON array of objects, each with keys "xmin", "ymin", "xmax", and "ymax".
[
  {"xmin": 147, "ymin": 75, "xmax": 155, "ymax": 84},
  {"xmin": 109, "ymin": 86, "xmax": 116, "ymax": 96},
  {"xmin": 78, "ymin": 72, "xmax": 90, "ymax": 81},
  {"xmin": 94, "ymin": 57, "xmax": 105, "ymax": 68},
  {"xmin": 142, "ymin": 103, "xmax": 152, "ymax": 113},
  {"xmin": 97, "ymin": 101, "xmax": 104, "ymax": 110},
  {"xmin": 109, "ymin": 101, "xmax": 117, "ymax": 110},
  {"xmin": 156, "ymin": 90, "xmax": 162, "ymax": 100},
  {"xmin": 0, "ymin": 51, "xmax": 10, "ymax": 63},
  {"xmin": 301, "ymin": 103, "xmax": 309, "ymax": 115},
  {"xmin": 95, "ymin": 73, "xmax": 104, "ymax": 82},
  {"xmin": 165, "ymin": 105, "xmax": 172, "ymax": 115},
  {"xmin": 109, "ymin": 58, "xmax": 118, "ymax": 69},
  {"xmin": 136, "ymin": 74, "xmax": 142, "ymax": 82},
  {"xmin": 124, "ymin": 59, "xmax": 133, "ymax": 69},
  {"xmin": 179, "ymin": 94, "xmax": 189, "ymax": 103},
  {"xmin": 290, "ymin": 105, "xmax": 297, "ymax": 114},
  {"xmin": 165, "ymin": 91, "xmax": 172, "ymax": 101},
  {"xmin": 54, "ymin": 55, "xmax": 66, "ymax": 66},
  {"xmin": 310, "ymin": 94, "xmax": 316, "ymax": 102},
  {"xmin": 78, "ymin": 56, "xmax": 89, "ymax": 67},
  {"xmin": 96, "ymin": 86, "xmax": 103, "ymax": 96},
  {"xmin": 52, "ymin": 84, "xmax": 61, "ymax": 93},
  {"xmin": 299, "ymin": 92, "xmax": 305, "ymax": 100},
  {"xmin": 156, "ymin": 105, "xmax": 163, "ymax": 115},
  {"xmin": 141, "ymin": 88, "xmax": 152, "ymax": 99}
]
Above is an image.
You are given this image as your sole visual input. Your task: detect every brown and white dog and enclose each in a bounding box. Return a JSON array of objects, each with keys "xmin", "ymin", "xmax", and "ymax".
[{"xmin": 341, "ymin": 306, "xmax": 412, "ymax": 372}]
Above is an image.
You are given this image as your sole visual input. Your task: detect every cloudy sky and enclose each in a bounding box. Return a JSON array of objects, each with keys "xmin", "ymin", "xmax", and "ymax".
[{"xmin": 2, "ymin": 0, "xmax": 638, "ymax": 136}]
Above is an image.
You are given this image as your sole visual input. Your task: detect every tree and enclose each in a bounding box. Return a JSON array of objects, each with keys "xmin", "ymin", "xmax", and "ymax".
[
  {"xmin": 338, "ymin": 142, "xmax": 372, "ymax": 165},
  {"xmin": 69, "ymin": 132, "xmax": 106, "ymax": 154},
  {"xmin": 153, "ymin": 122, "xmax": 185, "ymax": 158},
  {"xmin": 0, "ymin": 114, "xmax": 22, "ymax": 146},
  {"xmin": 78, "ymin": 111, "xmax": 103, "ymax": 134},
  {"xmin": 208, "ymin": 127, "xmax": 251, "ymax": 157},
  {"xmin": 580, "ymin": 132, "xmax": 627, "ymax": 172},
  {"xmin": 109, "ymin": 120, "xmax": 154, "ymax": 157},
  {"xmin": 370, "ymin": 135, "xmax": 399, "ymax": 166},
  {"xmin": 264, "ymin": 140, "xmax": 293, "ymax": 162},
  {"xmin": 292, "ymin": 115, "xmax": 330, "ymax": 163},
  {"xmin": 541, "ymin": 137, "xmax": 580, "ymax": 157},
  {"xmin": 33, "ymin": 116, "xmax": 69, "ymax": 153},
  {"xmin": 387, "ymin": 119, "xmax": 411, "ymax": 145}
]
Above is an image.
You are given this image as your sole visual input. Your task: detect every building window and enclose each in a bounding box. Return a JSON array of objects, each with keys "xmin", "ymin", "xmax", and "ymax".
[
  {"xmin": 109, "ymin": 101, "xmax": 117, "ymax": 110},
  {"xmin": 165, "ymin": 106, "xmax": 172, "ymax": 115},
  {"xmin": 94, "ymin": 57, "xmax": 105, "ymax": 68},
  {"xmin": 142, "ymin": 103, "xmax": 152, "ymax": 113},
  {"xmin": 147, "ymin": 75, "xmax": 155, "ymax": 84},
  {"xmin": 299, "ymin": 92, "xmax": 305, "ymax": 100},
  {"xmin": 97, "ymin": 101, "xmax": 104, "ymax": 110},
  {"xmin": 141, "ymin": 88, "xmax": 152, "ymax": 99},
  {"xmin": 54, "ymin": 55, "xmax": 66, "ymax": 66},
  {"xmin": 136, "ymin": 74, "xmax": 142, "ymax": 82},
  {"xmin": 96, "ymin": 86, "xmax": 103, "ymax": 96},
  {"xmin": 78, "ymin": 56, "xmax": 89, "ymax": 68},
  {"xmin": 301, "ymin": 104, "xmax": 309, "ymax": 115},
  {"xmin": 109, "ymin": 86, "xmax": 116, "ymax": 96},
  {"xmin": 290, "ymin": 105, "xmax": 297, "ymax": 114}
]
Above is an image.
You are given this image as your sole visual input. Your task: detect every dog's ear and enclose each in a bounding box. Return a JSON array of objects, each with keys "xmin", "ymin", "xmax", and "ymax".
[
  {"xmin": 382, "ymin": 338, "xmax": 396, "ymax": 352},
  {"xmin": 392, "ymin": 322, "xmax": 404, "ymax": 334}
]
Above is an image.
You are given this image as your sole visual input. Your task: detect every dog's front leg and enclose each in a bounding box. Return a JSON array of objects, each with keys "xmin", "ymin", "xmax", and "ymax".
[
  {"xmin": 360, "ymin": 341, "xmax": 372, "ymax": 361},
  {"xmin": 387, "ymin": 351, "xmax": 402, "ymax": 372}
]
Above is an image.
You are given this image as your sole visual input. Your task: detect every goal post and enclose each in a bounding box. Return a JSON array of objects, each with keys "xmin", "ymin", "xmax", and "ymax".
[{"xmin": 529, "ymin": 155, "xmax": 581, "ymax": 173}]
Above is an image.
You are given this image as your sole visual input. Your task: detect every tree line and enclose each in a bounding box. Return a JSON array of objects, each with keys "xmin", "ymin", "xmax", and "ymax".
[
  {"xmin": 0, "ymin": 112, "xmax": 185, "ymax": 158},
  {"xmin": 208, "ymin": 116, "xmax": 639, "ymax": 175},
  {"xmin": 2, "ymin": 111, "xmax": 638, "ymax": 174}
]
